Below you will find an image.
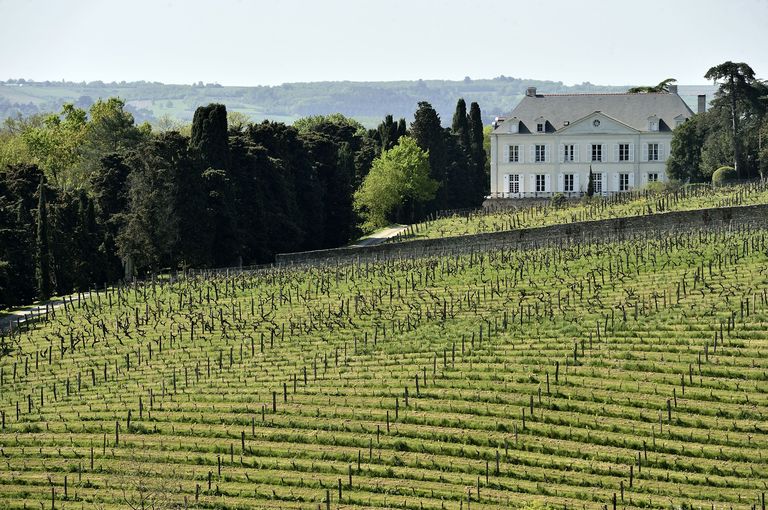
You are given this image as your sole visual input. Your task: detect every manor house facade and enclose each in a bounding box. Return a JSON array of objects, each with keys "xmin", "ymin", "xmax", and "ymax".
[{"xmin": 489, "ymin": 85, "xmax": 700, "ymax": 198}]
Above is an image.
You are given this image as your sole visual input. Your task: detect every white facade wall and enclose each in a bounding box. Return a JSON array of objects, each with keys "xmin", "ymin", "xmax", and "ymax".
[{"xmin": 490, "ymin": 114, "xmax": 673, "ymax": 198}]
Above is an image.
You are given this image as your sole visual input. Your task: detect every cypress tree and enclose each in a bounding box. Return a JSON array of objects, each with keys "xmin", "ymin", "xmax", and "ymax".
[
  {"xmin": 411, "ymin": 102, "xmax": 447, "ymax": 213},
  {"xmin": 468, "ymin": 102, "xmax": 488, "ymax": 199},
  {"xmin": 451, "ymin": 98, "xmax": 471, "ymax": 150},
  {"xmin": 190, "ymin": 103, "xmax": 230, "ymax": 171},
  {"xmin": 35, "ymin": 177, "xmax": 52, "ymax": 299},
  {"xmin": 587, "ymin": 166, "xmax": 595, "ymax": 197},
  {"xmin": 396, "ymin": 118, "xmax": 407, "ymax": 139}
]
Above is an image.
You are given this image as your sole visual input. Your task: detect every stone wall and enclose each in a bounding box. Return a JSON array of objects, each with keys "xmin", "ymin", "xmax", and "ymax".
[{"xmin": 276, "ymin": 204, "xmax": 768, "ymax": 266}]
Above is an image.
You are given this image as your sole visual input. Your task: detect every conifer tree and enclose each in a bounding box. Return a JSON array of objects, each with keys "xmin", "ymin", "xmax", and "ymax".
[
  {"xmin": 35, "ymin": 177, "xmax": 52, "ymax": 299},
  {"xmin": 587, "ymin": 166, "xmax": 595, "ymax": 197},
  {"xmin": 468, "ymin": 102, "xmax": 487, "ymax": 198},
  {"xmin": 451, "ymin": 98, "xmax": 471, "ymax": 150},
  {"xmin": 411, "ymin": 102, "xmax": 448, "ymax": 212}
]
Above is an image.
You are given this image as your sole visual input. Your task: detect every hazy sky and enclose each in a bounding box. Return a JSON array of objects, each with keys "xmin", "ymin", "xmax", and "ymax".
[{"xmin": 1, "ymin": 0, "xmax": 767, "ymax": 86}]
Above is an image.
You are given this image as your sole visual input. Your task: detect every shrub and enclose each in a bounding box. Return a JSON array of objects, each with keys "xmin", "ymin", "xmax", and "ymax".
[
  {"xmin": 550, "ymin": 193, "xmax": 566, "ymax": 209},
  {"xmin": 711, "ymin": 166, "xmax": 737, "ymax": 187}
]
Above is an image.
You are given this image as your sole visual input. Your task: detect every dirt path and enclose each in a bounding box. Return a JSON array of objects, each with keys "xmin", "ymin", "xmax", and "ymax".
[
  {"xmin": 348, "ymin": 225, "xmax": 408, "ymax": 247},
  {"xmin": 0, "ymin": 293, "xmax": 92, "ymax": 333}
]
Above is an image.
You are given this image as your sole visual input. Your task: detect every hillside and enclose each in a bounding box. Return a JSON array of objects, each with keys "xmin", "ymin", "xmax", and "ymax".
[
  {"xmin": 1, "ymin": 222, "xmax": 766, "ymax": 509},
  {"xmin": 390, "ymin": 183, "xmax": 768, "ymax": 243},
  {"xmin": 0, "ymin": 78, "xmax": 716, "ymax": 128}
]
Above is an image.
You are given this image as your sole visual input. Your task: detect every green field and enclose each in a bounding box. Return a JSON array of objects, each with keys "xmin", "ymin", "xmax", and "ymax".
[
  {"xmin": 1, "ymin": 225, "xmax": 767, "ymax": 509},
  {"xmin": 391, "ymin": 183, "xmax": 768, "ymax": 242}
]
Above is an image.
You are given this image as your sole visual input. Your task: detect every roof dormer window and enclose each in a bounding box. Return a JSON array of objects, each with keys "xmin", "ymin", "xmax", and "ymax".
[
  {"xmin": 648, "ymin": 115, "xmax": 659, "ymax": 132},
  {"xmin": 507, "ymin": 118, "xmax": 519, "ymax": 134},
  {"xmin": 535, "ymin": 117, "xmax": 546, "ymax": 133}
]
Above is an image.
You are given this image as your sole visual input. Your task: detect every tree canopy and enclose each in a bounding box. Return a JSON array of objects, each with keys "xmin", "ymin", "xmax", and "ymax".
[{"xmin": 354, "ymin": 137, "xmax": 438, "ymax": 228}]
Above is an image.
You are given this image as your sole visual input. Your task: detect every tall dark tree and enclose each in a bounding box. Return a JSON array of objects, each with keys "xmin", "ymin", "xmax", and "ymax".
[
  {"xmin": 90, "ymin": 154, "xmax": 130, "ymax": 282},
  {"xmin": 411, "ymin": 102, "xmax": 448, "ymax": 213},
  {"xmin": 468, "ymin": 102, "xmax": 488, "ymax": 198},
  {"xmin": 451, "ymin": 98, "xmax": 471, "ymax": 150},
  {"xmin": 377, "ymin": 115, "xmax": 400, "ymax": 151},
  {"xmin": 667, "ymin": 113, "xmax": 710, "ymax": 182},
  {"xmin": 704, "ymin": 62, "xmax": 763, "ymax": 178},
  {"xmin": 587, "ymin": 167, "xmax": 595, "ymax": 197},
  {"xmin": 190, "ymin": 103, "xmax": 230, "ymax": 171},
  {"xmin": 35, "ymin": 177, "xmax": 52, "ymax": 299}
]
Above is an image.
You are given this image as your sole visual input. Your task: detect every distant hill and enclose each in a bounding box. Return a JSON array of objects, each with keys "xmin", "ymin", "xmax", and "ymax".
[{"xmin": 0, "ymin": 78, "xmax": 716, "ymax": 128}]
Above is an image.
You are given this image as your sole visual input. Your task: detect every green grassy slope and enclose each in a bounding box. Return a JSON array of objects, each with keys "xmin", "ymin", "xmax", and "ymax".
[
  {"xmin": 0, "ymin": 227, "xmax": 767, "ymax": 509},
  {"xmin": 393, "ymin": 183, "xmax": 768, "ymax": 242}
]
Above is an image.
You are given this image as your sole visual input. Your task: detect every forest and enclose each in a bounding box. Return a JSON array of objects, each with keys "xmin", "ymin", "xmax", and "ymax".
[{"xmin": 0, "ymin": 99, "xmax": 487, "ymax": 309}]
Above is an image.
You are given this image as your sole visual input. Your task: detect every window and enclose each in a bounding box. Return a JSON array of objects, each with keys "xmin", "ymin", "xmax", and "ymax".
[
  {"xmin": 564, "ymin": 174, "xmax": 574, "ymax": 192},
  {"xmin": 591, "ymin": 144, "xmax": 602, "ymax": 162},
  {"xmin": 618, "ymin": 143, "xmax": 631, "ymax": 162},
  {"xmin": 648, "ymin": 143, "xmax": 659, "ymax": 161},
  {"xmin": 535, "ymin": 174, "xmax": 546, "ymax": 192},
  {"xmin": 593, "ymin": 173, "xmax": 603, "ymax": 194},
  {"xmin": 535, "ymin": 145, "xmax": 546, "ymax": 162},
  {"xmin": 508, "ymin": 174, "xmax": 520, "ymax": 193},
  {"xmin": 563, "ymin": 144, "xmax": 575, "ymax": 162},
  {"xmin": 537, "ymin": 123, "xmax": 545, "ymax": 133},
  {"xmin": 619, "ymin": 173, "xmax": 630, "ymax": 191},
  {"xmin": 508, "ymin": 145, "xmax": 519, "ymax": 163},
  {"xmin": 648, "ymin": 173, "xmax": 659, "ymax": 182},
  {"xmin": 649, "ymin": 119, "xmax": 659, "ymax": 131}
]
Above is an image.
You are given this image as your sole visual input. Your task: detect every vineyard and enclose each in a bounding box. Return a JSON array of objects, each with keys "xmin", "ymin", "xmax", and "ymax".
[
  {"xmin": 390, "ymin": 183, "xmax": 768, "ymax": 243},
  {"xmin": 1, "ymin": 225, "xmax": 768, "ymax": 510}
]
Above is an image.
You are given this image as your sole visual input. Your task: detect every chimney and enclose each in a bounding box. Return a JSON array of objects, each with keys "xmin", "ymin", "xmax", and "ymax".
[
  {"xmin": 697, "ymin": 95, "xmax": 706, "ymax": 114},
  {"xmin": 668, "ymin": 84, "xmax": 678, "ymax": 94},
  {"xmin": 526, "ymin": 87, "xmax": 537, "ymax": 97}
]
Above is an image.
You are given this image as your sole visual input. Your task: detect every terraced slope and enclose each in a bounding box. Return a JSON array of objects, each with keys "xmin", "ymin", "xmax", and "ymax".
[
  {"xmin": 1, "ymin": 227, "xmax": 767, "ymax": 510},
  {"xmin": 392, "ymin": 182, "xmax": 768, "ymax": 242}
]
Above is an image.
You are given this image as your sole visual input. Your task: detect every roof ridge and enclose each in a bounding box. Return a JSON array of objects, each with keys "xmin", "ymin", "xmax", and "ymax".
[{"xmin": 538, "ymin": 92, "xmax": 671, "ymax": 97}]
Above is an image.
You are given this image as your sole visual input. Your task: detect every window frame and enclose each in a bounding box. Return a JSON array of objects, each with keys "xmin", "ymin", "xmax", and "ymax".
[
  {"xmin": 563, "ymin": 173, "xmax": 574, "ymax": 192},
  {"xmin": 647, "ymin": 172, "xmax": 659, "ymax": 183},
  {"xmin": 619, "ymin": 173, "xmax": 630, "ymax": 192},
  {"xmin": 591, "ymin": 143, "xmax": 602, "ymax": 162},
  {"xmin": 535, "ymin": 174, "xmax": 546, "ymax": 192},
  {"xmin": 593, "ymin": 173, "xmax": 603, "ymax": 194},
  {"xmin": 563, "ymin": 144, "xmax": 575, "ymax": 162},
  {"xmin": 508, "ymin": 145, "xmax": 519, "ymax": 163},
  {"xmin": 648, "ymin": 143, "xmax": 659, "ymax": 161},
  {"xmin": 534, "ymin": 144, "xmax": 546, "ymax": 163},
  {"xmin": 618, "ymin": 143, "xmax": 630, "ymax": 162},
  {"xmin": 508, "ymin": 173, "xmax": 520, "ymax": 193}
]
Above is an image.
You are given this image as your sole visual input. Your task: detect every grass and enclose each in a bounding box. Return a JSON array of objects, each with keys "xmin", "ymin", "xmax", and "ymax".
[
  {"xmin": 390, "ymin": 182, "xmax": 768, "ymax": 243},
  {"xmin": 0, "ymin": 226, "xmax": 767, "ymax": 509}
]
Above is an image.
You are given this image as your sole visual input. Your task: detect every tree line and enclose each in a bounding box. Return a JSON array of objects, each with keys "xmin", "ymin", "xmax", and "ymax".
[
  {"xmin": 0, "ymin": 98, "xmax": 487, "ymax": 308},
  {"xmin": 668, "ymin": 62, "xmax": 768, "ymax": 182}
]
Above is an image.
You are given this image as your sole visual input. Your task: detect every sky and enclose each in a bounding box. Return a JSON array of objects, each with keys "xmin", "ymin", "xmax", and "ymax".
[{"xmin": 1, "ymin": 0, "xmax": 767, "ymax": 87}]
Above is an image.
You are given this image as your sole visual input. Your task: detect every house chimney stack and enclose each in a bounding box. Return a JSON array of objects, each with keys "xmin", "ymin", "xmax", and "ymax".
[
  {"xmin": 697, "ymin": 95, "xmax": 706, "ymax": 114},
  {"xmin": 526, "ymin": 87, "xmax": 537, "ymax": 97},
  {"xmin": 668, "ymin": 84, "xmax": 678, "ymax": 94}
]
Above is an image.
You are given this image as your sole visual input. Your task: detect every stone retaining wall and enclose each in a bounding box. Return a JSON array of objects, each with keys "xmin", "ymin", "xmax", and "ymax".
[{"xmin": 276, "ymin": 204, "xmax": 768, "ymax": 266}]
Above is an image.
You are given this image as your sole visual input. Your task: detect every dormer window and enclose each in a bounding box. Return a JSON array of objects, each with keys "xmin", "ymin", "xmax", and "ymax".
[
  {"xmin": 648, "ymin": 116, "xmax": 659, "ymax": 132},
  {"xmin": 507, "ymin": 118, "xmax": 519, "ymax": 134},
  {"xmin": 534, "ymin": 117, "xmax": 546, "ymax": 133},
  {"xmin": 537, "ymin": 123, "xmax": 544, "ymax": 133}
]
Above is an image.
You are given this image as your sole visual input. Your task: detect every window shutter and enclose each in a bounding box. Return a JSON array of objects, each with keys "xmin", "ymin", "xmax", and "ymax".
[
  {"xmin": 546, "ymin": 145, "xmax": 551, "ymax": 163},
  {"xmin": 629, "ymin": 144, "xmax": 635, "ymax": 162},
  {"xmin": 641, "ymin": 143, "xmax": 648, "ymax": 162},
  {"xmin": 557, "ymin": 173, "xmax": 564, "ymax": 192},
  {"xmin": 574, "ymin": 173, "xmax": 580, "ymax": 192},
  {"xmin": 613, "ymin": 144, "xmax": 619, "ymax": 162},
  {"xmin": 629, "ymin": 173, "xmax": 635, "ymax": 189},
  {"xmin": 518, "ymin": 145, "xmax": 524, "ymax": 163},
  {"xmin": 601, "ymin": 173, "xmax": 607, "ymax": 195},
  {"xmin": 612, "ymin": 173, "xmax": 619, "ymax": 192},
  {"xmin": 529, "ymin": 145, "xmax": 535, "ymax": 163},
  {"xmin": 558, "ymin": 144, "xmax": 564, "ymax": 163},
  {"xmin": 574, "ymin": 144, "xmax": 580, "ymax": 163},
  {"xmin": 519, "ymin": 173, "xmax": 525, "ymax": 193},
  {"xmin": 601, "ymin": 144, "xmax": 607, "ymax": 162},
  {"xmin": 503, "ymin": 145, "xmax": 509, "ymax": 163},
  {"xmin": 658, "ymin": 144, "xmax": 665, "ymax": 161},
  {"xmin": 529, "ymin": 173, "xmax": 536, "ymax": 192},
  {"xmin": 545, "ymin": 174, "xmax": 551, "ymax": 192},
  {"xmin": 503, "ymin": 174, "xmax": 510, "ymax": 195},
  {"xmin": 641, "ymin": 172, "xmax": 648, "ymax": 186}
]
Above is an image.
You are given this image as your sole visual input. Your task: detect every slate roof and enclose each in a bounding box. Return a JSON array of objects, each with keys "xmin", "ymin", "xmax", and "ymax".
[{"xmin": 501, "ymin": 92, "xmax": 695, "ymax": 133}]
